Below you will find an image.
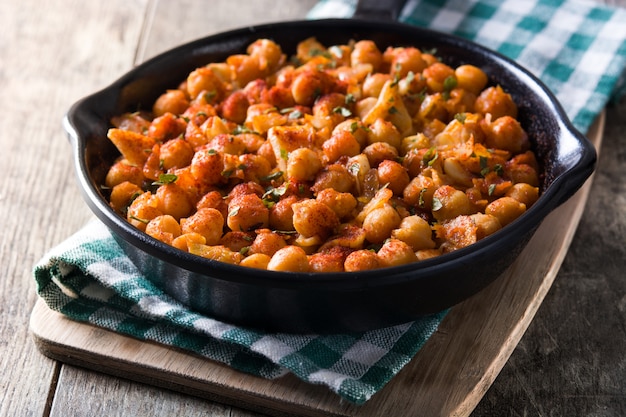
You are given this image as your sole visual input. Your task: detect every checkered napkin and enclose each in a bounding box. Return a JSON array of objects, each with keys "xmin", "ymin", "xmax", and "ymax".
[
  {"xmin": 34, "ymin": 220, "xmax": 447, "ymax": 405},
  {"xmin": 309, "ymin": 0, "xmax": 626, "ymax": 133},
  {"xmin": 35, "ymin": 0, "xmax": 626, "ymax": 407}
]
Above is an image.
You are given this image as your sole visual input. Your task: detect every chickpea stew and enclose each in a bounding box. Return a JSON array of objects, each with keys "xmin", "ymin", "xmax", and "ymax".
[{"xmin": 104, "ymin": 37, "xmax": 540, "ymax": 273}]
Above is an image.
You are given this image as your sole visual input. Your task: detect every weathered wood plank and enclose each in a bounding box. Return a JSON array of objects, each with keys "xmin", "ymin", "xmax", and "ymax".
[{"xmin": 0, "ymin": 0, "xmax": 147, "ymax": 416}]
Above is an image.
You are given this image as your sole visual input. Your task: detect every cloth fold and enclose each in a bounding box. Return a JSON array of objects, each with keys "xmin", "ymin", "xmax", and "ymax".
[
  {"xmin": 34, "ymin": 220, "xmax": 446, "ymax": 405},
  {"xmin": 35, "ymin": 0, "xmax": 626, "ymax": 406}
]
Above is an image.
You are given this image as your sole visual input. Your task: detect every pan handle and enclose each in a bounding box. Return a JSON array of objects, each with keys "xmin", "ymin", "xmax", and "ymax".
[{"xmin": 353, "ymin": 0, "xmax": 408, "ymax": 21}]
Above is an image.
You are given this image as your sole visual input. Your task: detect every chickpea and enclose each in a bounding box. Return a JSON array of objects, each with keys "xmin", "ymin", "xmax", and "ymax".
[
  {"xmin": 227, "ymin": 194, "xmax": 269, "ymax": 232},
  {"xmin": 109, "ymin": 181, "xmax": 142, "ymax": 214},
  {"xmin": 309, "ymin": 246, "xmax": 351, "ymax": 273},
  {"xmin": 172, "ymin": 232, "xmax": 206, "ymax": 252},
  {"xmin": 155, "ymin": 183, "xmax": 194, "ymax": 220},
  {"xmin": 219, "ymin": 90, "xmax": 250, "ymax": 124},
  {"xmin": 351, "ymin": 40, "xmax": 383, "ymax": 71},
  {"xmin": 363, "ymin": 203, "xmax": 401, "ymax": 244},
  {"xmin": 362, "ymin": 73, "xmax": 392, "ymax": 98},
  {"xmin": 322, "ymin": 130, "xmax": 361, "ymax": 163},
  {"xmin": 505, "ymin": 183, "xmax": 539, "ymax": 207},
  {"xmin": 432, "ymin": 185, "xmax": 473, "ymax": 222},
  {"xmin": 363, "ymin": 142, "xmax": 398, "ymax": 168},
  {"xmin": 292, "ymin": 199, "xmax": 340, "ymax": 239},
  {"xmin": 483, "ymin": 115, "xmax": 529, "ymax": 154},
  {"xmin": 105, "ymin": 159, "xmax": 144, "ymax": 188},
  {"xmin": 127, "ymin": 192, "xmax": 162, "ymax": 232},
  {"xmin": 160, "ymin": 138, "xmax": 194, "ymax": 171},
  {"xmin": 181, "ymin": 207, "xmax": 225, "ymax": 245},
  {"xmin": 146, "ymin": 215, "xmax": 182, "ymax": 245},
  {"xmin": 475, "ymin": 85, "xmax": 518, "ymax": 119},
  {"xmin": 485, "ymin": 196, "xmax": 526, "ymax": 227},
  {"xmin": 389, "ymin": 47, "xmax": 427, "ymax": 79},
  {"xmin": 315, "ymin": 188, "xmax": 357, "ymax": 219},
  {"xmin": 367, "ymin": 118, "xmax": 402, "ymax": 150},
  {"xmin": 291, "ymin": 71, "xmax": 326, "ymax": 106},
  {"xmin": 240, "ymin": 253, "xmax": 272, "ymax": 270},
  {"xmin": 391, "ymin": 215, "xmax": 436, "ymax": 251},
  {"xmin": 423, "ymin": 62, "xmax": 455, "ymax": 93},
  {"xmin": 403, "ymin": 175, "xmax": 437, "ymax": 210},
  {"xmin": 269, "ymin": 194, "xmax": 298, "ymax": 231},
  {"xmin": 454, "ymin": 65, "xmax": 488, "ymax": 95},
  {"xmin": 190, "ymin": 148, "xmax": 224, "ymax": 185},
  {"xmin": 377, "ymin": 160, "xmax": 410, "ymax": 196},
  {"xmin": 311, "ymin": 164, "xmax": 355, "ymax": 194},
  {"xmin": 220, "ymin": 231, "xmax": 255, "ymax": 252},
  {"xmin": 186, "ymin": 67, "xmax": 226, "ymax": 101},
  {"xmin": 287, "ymin": 148, "xmax": 322, "ymax": 181},
  {"xmin": 250, "ymin": 230, "xmax": 287, "ymax": 256},
  {"xmin": 377, "ymin": 238, "xmax": 418, "ymax": 267},
  {"xmin": 332, "ymin": 119, "xmax": 369, "ymax": 148},
  {"xmin": 267, "ymin": 246, "xmax": 310, "ymax": 272},
  {"xmin": 153, "ymin": 89, "xmax": 190, "ymax": 117},
  {"xmin": 470, "ymin": 213, "xmax": 502, "ymax": 239},
  {"xmin": 344, "ymin": 250, "xmax": 381, "ymax": 271}
]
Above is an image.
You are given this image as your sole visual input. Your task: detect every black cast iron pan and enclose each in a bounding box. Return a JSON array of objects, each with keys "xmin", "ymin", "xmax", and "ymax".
[{"xmin": 64, "ymin": 1, "xmax": 596, "ymax": 333}]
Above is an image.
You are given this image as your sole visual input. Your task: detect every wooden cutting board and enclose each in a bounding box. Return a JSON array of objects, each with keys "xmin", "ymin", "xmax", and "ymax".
[{"xmin": 30, "ymin": 115, "xmax": 603, "ymax": 417}]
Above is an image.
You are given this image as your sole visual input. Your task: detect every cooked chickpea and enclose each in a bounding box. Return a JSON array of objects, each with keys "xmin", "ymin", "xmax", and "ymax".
[
  {"xmin": 106, "ymin": 37, "xmax": 541, "ymax": 270},
  {"xmin": 155, "ymin": 183, "xmax": 194, "ymax": 220},
  {"xmin": 344, "ymin": 250, "xmax": 381, "ymax": 271},
  {"xmin": 109, "ymin": 181, "xmax": 142, "ymax": 214},
  {"xmin": 153, "ymin": 89, "xmax": 190, "ymax": 117},
  {"xmin": 315, "ymin": 188, "xmax": 357, "ymax": 219},
  {"xmin": 454, "ymin": 65, "xmax": 488, "ymax": 95},
  {"xmin": 227, "ymin": 194, "xmax": 269, "ymax": 232},
  {"xmin": 505, "ymin": 183, "xmax": 539, "ymax": 207},
  {"xmin": 475, "ymin": 85, "xmax": 518, "ymax": 119},
  {"xmin": 363, "ymin": 142, "xmax": 399, "ymax": 168},
  {"xmin": 127, "ymin": 192, "xmax": 163, "ymax": 232},
  {"xmin": 322, "ymin": 130, "xmax": 361, "ymax": 163},
  {"xmin": 363, "ymin": 203, "xmax": 401, "ymax": 244},
  {"xmin": 160, "ymin": 138, "xmax": 194, "ymax": 170},
  {"xmin": 351, "ymin": 40, "xmax": 383, "ymax": 71},
  {"xmin": 485, "ymin": 196, "xmax": 526, "ymax": 227},
  {"xmin": 292, "ymin": 199, "xmax": 340, "ymax": 239},
  {"xmin": 250, "ymin": 230, "xmax": 287, "ymax": 256},
  {"xmin": 287, "ymin": 148, "xmax": 322, "ymax": 181},
  {"xmin": 432, "ymin": 185, "xmax": 473, "ymax": 222},
  {"xmin": 146, "ymin": 215, "xmax": 182, "ymax": 245},
  {"xmin": 391, "ymin": 215, "xmax": 436, "ymax": 251},
  {"xmin": 105, "ymin": 159, "xmax": 144, "ymax": 188},
  {"xmin": 186, "ymin": 67, "xmax": 226, "ymax": 101},
  {"xmin": 367, "ymin": 118, "xmax": 402, "ymax": 149},
  {"xmin": 181, "ymin": 207, "xmax": 224, "ymax": 245},
  {"xmin": 377, "ymin": 160, "xmax": 410, "ymax": 196},
  {"xmin": 483, "ymin": 115, "xmax": 529, "ymax": 153},
  {"xmin": 267, "ymin": 246, "xmax": 310, "ymax": 272},
  {"xmin": 240, "ymin": 253, "xmax": 272, "ymax": 270},
  {"xmin": 377, "ymin": 239, "xmax": 418, "ymax": 267}
]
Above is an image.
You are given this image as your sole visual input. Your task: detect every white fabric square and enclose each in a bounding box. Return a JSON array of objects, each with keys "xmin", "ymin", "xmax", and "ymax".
[
  {"xmin": 251, "ymin": 336, "xmax": 297, "ymax": 362},
  {"xmin": 308, "ymin": 369, "xmax": 348, "ymax": 391},
  {"xmin": 431, "ymin": 9, "xmax": 466, "ymax": 32},
  {"xmin": 192, "ymin": 317, "xmax": 236, "ymax": 338},
  {"xmin": 342, "ymin": 340, "xmax": 388, "ymax": 365}
]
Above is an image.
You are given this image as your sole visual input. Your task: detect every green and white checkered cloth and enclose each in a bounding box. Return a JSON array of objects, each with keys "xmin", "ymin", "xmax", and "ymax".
[
  {"xmin": 309, "ymin": 0, "xmax": 626, "ymax": 133},
  {"xmin": 34, "ymin": 220, "xmax": 447, "ymax": 404},
  {"xmin": 35, "ymin": 0, "xmax": 626, "ymax": 406}
]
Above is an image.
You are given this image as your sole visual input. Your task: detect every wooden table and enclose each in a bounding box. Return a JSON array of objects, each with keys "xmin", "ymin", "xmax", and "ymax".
[{"xmin": 2, "ymin": 0, "xmax": 624, "ymax": 416}]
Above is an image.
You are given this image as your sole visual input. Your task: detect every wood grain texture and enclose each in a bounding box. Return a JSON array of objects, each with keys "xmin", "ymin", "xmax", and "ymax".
[
  {"xmin": 2, "ymin": 0, "xmax": 624, "ymax": 415},
  {"xmin": 29, "ymin": 113, "xmax": 603, "ymax": 417},
  {"xmin": 0, "ymin": 0, "xmax": 146, "ymax": 416}
]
